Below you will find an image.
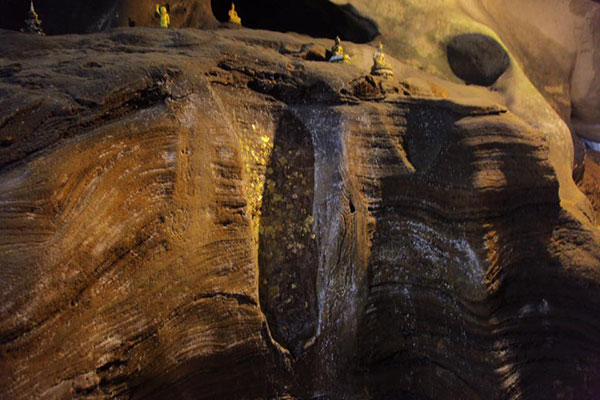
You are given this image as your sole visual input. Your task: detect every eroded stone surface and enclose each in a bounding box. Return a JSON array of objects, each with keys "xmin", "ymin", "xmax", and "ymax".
[{"xmin": 0, "ymin": 26, "xmax": 600, "ymax": 400}]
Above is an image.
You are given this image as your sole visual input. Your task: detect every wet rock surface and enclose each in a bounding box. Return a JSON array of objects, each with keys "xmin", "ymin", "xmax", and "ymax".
[{"xmin": 0, "ymin": 25, "xmax": 600, "ymax": 400}]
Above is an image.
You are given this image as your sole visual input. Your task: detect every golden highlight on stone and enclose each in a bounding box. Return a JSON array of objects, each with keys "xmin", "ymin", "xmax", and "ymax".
[
  {"xmin": 228, "ymin": 3, "xmax": 242, "ymax": 25},
  {"xmin": 329, "ymin": 36, "xmax": 350, "ymax": 64},
  {"xmin": 371, "ymin": 42, "xmax": 393, "ymax": 78}
]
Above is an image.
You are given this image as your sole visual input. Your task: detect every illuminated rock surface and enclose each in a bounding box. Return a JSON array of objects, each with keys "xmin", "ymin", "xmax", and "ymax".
[{"xmin": 1, "ymin": 1, "xmax": 600, "ymax": 399}]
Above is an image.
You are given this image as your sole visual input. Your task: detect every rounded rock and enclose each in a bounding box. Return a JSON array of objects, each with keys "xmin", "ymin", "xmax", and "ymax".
[{"xmin": 446, "ymin": 33, "xmax": 510, "ymax": 86}]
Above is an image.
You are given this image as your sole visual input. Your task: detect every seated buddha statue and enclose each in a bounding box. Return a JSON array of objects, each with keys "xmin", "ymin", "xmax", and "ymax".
[
  {"xmin": 371, "ymin": 42, "xmax": 394, "ymax": 77},
  {"xmin": 228, "ymin": 3, "xmax": 242, "ymax": 25},
  {"xmin": 329, "ymin": 36, "xmax": 350, "ymax": 63}
]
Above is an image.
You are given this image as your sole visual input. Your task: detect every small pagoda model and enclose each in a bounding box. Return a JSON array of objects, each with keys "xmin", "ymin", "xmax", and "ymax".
[{"xmin": 22, "ymin": 1, "xmax": 44, "ymax": 35}]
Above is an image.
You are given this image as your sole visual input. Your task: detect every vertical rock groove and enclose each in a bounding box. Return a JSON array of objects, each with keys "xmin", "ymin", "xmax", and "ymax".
[{"xmin": 258, "ymin": 110, "xmax": 318, "ymax": 357}]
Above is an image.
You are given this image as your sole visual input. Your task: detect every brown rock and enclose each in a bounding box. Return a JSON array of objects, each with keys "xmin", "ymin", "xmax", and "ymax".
[
  {"xmin": 0, "ymin": 26, "xmax": 599, "ymax": 400},
  {"xmin": 580, "ymin": 151, "xmax": 600, "ymax": 223}
]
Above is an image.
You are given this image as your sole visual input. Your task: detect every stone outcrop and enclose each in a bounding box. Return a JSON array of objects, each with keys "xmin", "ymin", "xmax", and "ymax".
[
  {"xmin": 340, "ymin": 0, "xmax": 600, "ymax": 143},
  {"xmin": 1, "ymin": 26, "xmax": 600, "ymax": 399},
  {"xmin": 2, "ymin": 0, "xmax": 599, "ymax": 144}
]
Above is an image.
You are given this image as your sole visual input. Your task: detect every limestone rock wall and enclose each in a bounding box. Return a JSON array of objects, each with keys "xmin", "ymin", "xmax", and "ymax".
[{"xmin": 1, "ymin": 26, "xmax": 600, "ymax": 399}]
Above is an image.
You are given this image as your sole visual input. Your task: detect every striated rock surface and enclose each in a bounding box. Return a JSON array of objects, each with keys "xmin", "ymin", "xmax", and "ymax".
[{"xmin": 1, "ymin": 23, "xmax": 600, "ymax": 400}]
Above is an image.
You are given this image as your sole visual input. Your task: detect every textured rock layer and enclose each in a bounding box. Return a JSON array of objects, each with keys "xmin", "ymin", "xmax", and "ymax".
[{"xmin": 1, "ymin": 21, "xmax": 600, "ymax": 400}]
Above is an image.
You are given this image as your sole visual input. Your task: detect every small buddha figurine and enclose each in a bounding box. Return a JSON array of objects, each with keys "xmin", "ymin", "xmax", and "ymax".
[
  {"xmin": 22, "ymin": 1, "xmax": 44, "ymax": 35},
  {"xmin": 371, "ymin": 42, "xmax": 394, "ymax": 78},
  {"xmin": 155, "ymin": 4, "xmax": 170, "ymax": 28},
  {"xmin": 329, "ymin": 36, "xmax": 350, "ymax": 64},
  {"xmin": 228, "ymin": 3, "xmax": 242, "ymax": 25}
]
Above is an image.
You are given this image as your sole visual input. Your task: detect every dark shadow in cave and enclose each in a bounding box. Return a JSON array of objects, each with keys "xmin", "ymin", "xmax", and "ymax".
[
  {"xmin": 258, "ymin": 109, "xmax": 318, "ymax": 359},
  {"xmin": 211, "ymin": 0, "xmax": 379, "ymax": 43}
]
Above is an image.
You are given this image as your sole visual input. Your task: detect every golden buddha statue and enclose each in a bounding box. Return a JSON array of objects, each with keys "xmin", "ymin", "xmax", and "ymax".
[
  {"xmin": 228, "ymin": 3, "xmax": 242, "ymax": 25},
  {"xmin": 329, "ymin": 36, "xmax": 350, "ymax": 64},
  {"xmin": 155, "ymin": 4, "xmax": 170, "ymax": 28},
  {"xmin": 371, "ymin": 42, "xmax": 394, "ymax": 77}
]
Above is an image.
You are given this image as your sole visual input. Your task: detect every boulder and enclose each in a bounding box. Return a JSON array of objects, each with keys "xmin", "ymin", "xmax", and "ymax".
[{"xmin": 446, "ymin": 33, "xmax": 510, "ymax": 86}]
